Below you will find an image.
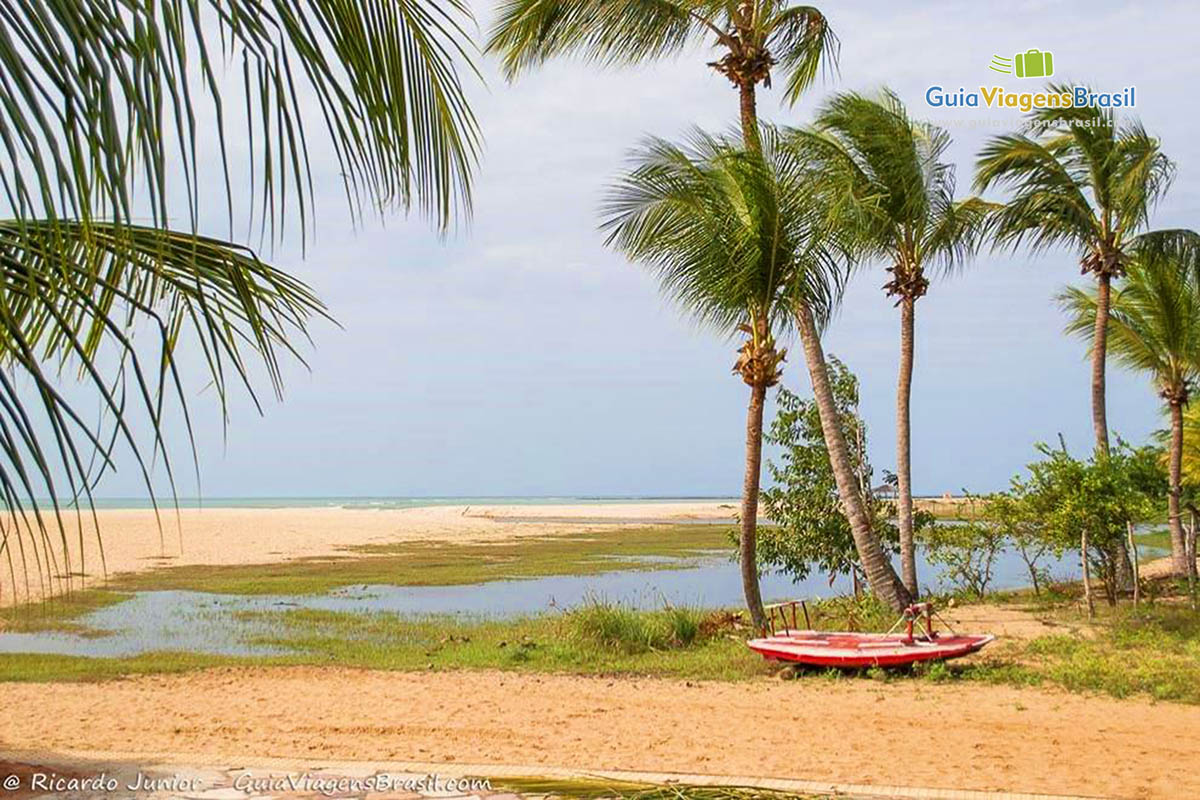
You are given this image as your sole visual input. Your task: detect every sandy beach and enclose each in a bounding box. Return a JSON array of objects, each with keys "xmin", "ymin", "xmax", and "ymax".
[
  {"xmin": 1, "ymin": 665, "xmax": 1194, "ymax": 799},
  {"xmin": 1, "ymin": 500, "xmax": 1192, "ymax": 800},
  {"xmin": 0, "ymin": 502, "xmax": 737, "ymax": 607}
]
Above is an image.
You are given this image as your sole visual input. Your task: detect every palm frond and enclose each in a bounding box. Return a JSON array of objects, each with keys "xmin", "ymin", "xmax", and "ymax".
[
  {"xmin": 976, "ymin": 93, "xmax": 1181, "ymax": 269},
  {"xmin": 1057, "ymin": 253, "xmax": 1200, "ymax": 397},
  {"xmin": 485, "ymin": 0, "xmax": 700, "ymax": 79},
  {"xmin": 1111, "ymin": 120, "xmax": 1175, "ymax": 234},
  {"xmin": 918, "ymin": 195, "xmax": 996, "ymax": 277},
  {"xmin": 0, "ymin": 221, "xmax": 324, "ymax": 604},
  {"xmin": 801, "ymin": 89, "xmax": 984, "ymax": 284},
  {"xmin": 1133, "ymin": 229, "xmax": 1200, "ymax": 281},
  {"xmin": 600, "ymin": 124, "xmax": 851, "ymax": 339},
  {"xmin": 1, "ymin": 0, "xmax": 481, "ymax": 235},
  {"xmin": 974, "ymin": 133, "xmax": 1100, "ymax": 255},
  {"xmin": 766, "ymin": 4, "xmax": 838, "ymax": 105}
]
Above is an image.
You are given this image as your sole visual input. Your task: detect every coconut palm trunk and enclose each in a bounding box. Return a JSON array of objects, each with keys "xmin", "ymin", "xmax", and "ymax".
[
  {"xmin": 807, "ymin": 92, "xmax": 992, "ymax": 600},
  {"xmin": 1092, "ymin": 274, "xmax": 1113, "ymax": 455},
  {"xmin": 896, "ymin": 294, "xmax": 919, "ymax": 596},
  {"xmin": 739, "ymin": 83, "xmax": 762, "ymax": 154},
  {"xmin": 795, "ymin": 302, "xmax": 912, "ymax": 611},
  {"xmin": 1092, "ymin": 272, "xmax": 1137, "ymax": 583},
  {"xmin": 740, "ymin": 380, "xmax": 769, "ymax": 626},
  {"xmin": 1169, "ymin": 399, "xmax": 1190, "ymax": 574},
  {"xmin": 734, "ymin": 79, "xmax": 768, "ymax": 627}
]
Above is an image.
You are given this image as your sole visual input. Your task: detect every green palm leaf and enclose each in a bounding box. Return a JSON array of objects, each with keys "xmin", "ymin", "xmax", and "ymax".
[
  {"xmin": 600, "ymin": 125, "xmax": 850, "ymax": 335},
  {"xmin": 0, "ymin": 222, "xmax": 325, "ymax": 602},
  {"xmin": 975, "ymin": 88, "xmax": 1175, "ymax": 263},
  {"xmin": 800, "ymin": 89, "xmax": 992, "ymax": 279},
  {"xmin": 485, "ymin": 0, "xmax": 836, "ymax": 107},
  {"xmin": 1058, "ymin": 257, "xmax": 1200, "ymax": 398},
  {"xmin": 0, "ymin": 0, "xmax": 482, "ymax": 601},
  {"xmin": 1, "ymin": 0, "xmax": 481, "ymax": 234}
]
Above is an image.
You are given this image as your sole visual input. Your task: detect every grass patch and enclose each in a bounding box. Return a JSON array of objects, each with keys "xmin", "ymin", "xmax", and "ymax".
[
  {"xmin": 0, "ymin": 651, "xmax": 256, "ymax": 682},
  {"xmin": 236, "ymin": 602, "xmax": 767, "ymax": 681},
  {"xmin": 566, "ymin": 600, "xmax": 706, "ymax": 654},
  {"xmin": 107, "ymin": 524, "xmax": 734, "ymax": 596},
  {"xmin": 0, "ymin": 589, "xmax": 129, "ymax": 635},
  {"xmin": 1134, "ymin": 527, "xmax": 1172, "ymax": 553},
  {"xmin": 1017, "ymin": 606, "xmax": 1200, "ymax": 702},
  {"xmin": 901, "ymin": 598, "xmax": 1200, "ymax": 703}
]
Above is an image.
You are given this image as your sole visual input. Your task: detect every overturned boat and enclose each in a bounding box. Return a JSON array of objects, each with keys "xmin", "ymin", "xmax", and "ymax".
[{"xmin": 747, "ymin": 601, "xmax": 994, "ymax": 669}]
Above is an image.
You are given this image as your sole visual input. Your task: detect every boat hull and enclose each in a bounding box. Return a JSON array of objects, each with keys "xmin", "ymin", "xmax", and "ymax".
[{"xmin": 746, "ymin": 630, "xmax": 995, "ymax": 668}]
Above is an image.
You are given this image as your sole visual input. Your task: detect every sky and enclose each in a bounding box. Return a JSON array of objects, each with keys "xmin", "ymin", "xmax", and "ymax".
[{"xmin": 77, "ymin": 0, "xmax": 1200, "ymax": 499}]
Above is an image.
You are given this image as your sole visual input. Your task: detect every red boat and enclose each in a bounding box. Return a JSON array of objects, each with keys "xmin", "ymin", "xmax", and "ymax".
[{"xmin": 747, "ymin": 601, "xmax": 994, "ymax": 668}]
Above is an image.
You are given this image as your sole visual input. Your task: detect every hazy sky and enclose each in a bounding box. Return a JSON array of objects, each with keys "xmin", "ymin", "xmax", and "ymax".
[{"xmin": 87, "ymin": 0, "xmax": 1200, "ymax": 498}]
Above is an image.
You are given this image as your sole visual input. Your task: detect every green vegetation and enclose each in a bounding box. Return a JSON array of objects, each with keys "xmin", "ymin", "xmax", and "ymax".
[
  {"xmin": 0, "ymin": 651, "xmax": 271, "ymax": 683},
  {"xmin": 5, "ymin": 587, "xmax": 1200, "ymax": 708},
  {"xmin": 801, "ymin": 89, "xmax": 992, "ymax": 598},
  {"xmin": 970, "ymin": 604, "xmax": 1200, "ymax": 704},
  {"xmin": 1062, "ymin": 256, "xmax": 1200, "ymax": 576},
  {"xmin": 0, "ymin": 590, "xmax": 130, "ymax": 635},
  {"xmin": 0, "ymin": 524, "xmax": 732, "ymax": 635},
  {"xmin": 921, "ymin": 520, "xmax": 1006, "ymax": 599},
  {"xmin": 236, "ymin": 603, "xmax": 765, "ymax": 681},
  {"xmin": 758, "ymin": 359, "xmax": 917, "ymax": 585},
  {"xmin": 915, "ymin": 442, "xmax": 1165, "ymax": 604},
  {"xmin": 109, "ymin": 525, "xmax": 731, "ymax": 597}
]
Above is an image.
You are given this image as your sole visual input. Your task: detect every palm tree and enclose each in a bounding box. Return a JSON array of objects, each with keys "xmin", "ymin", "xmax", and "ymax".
[
  {"xmin": 488, "ymin": 0, "xmax": 835, "ymax": 618},
  {"xmin": 0, "ymin": 1, "xmax": 480, "ymax": 602},
  {"xmin": 975, "ymin": 94, "xmax": 1177, "ymax": 459},
  {"xmin": 486, "ymin": 1, "xmax": 837, "ymax": 153},
  {"xmin": 801, "ymin": 90, "xmax": 991, "ymax": 596},
  {"xmin": 1060, "ymin": 256, "xmax": 1200, "ymax": 575},
  {"xmin": 1181, "ymin": 405, "xmax": 1200, "ymax": 488},
  {"xmin": 602, "ymin": 127, "xmax": 910, "ymax": 615}
]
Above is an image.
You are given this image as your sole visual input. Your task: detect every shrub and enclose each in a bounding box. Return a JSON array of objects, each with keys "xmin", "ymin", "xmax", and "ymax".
[
  {"xmin": 564, "ymin": 599, "xmax": 709, "ymax": 654},
  {"xmin": 921, "ymin": 519, "xmax": 1005, "ymax": 598}
]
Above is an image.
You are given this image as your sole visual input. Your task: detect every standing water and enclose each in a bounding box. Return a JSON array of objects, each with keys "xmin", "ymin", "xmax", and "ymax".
[{"xmin": 0, "ymin": 545, "xmax": 1099, "ymax": 658}]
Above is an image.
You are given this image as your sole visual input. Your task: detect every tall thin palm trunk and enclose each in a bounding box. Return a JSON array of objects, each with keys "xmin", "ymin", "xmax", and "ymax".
[
  {"xmin": 896, "ymin": 295, "xmax": 918, "ymax": 596},
  {"xmin": 733, "ymin": 78, "xmax": 766, "ymax": 625},
  {"xmin": 738, "ymin": 83, "xmax": 761, "ymax": 154},
  {"xmin": 1091, "ymin": 272, "xmax": 1134, "ymax": 585},
  {"xmin": 740, "ymin": 381, "xmax": 768, "ymax": 627},
  {"xmin": 795, "ymin": 302, "xmax": 912, "ymax": 611},
  {"xmin": 1169, "ymin": 400, "xmax": 1190, "ymax": 574},
  {"xmin": 1092, "ymin": 274, "xmax": 1112, "ymax": 455}
]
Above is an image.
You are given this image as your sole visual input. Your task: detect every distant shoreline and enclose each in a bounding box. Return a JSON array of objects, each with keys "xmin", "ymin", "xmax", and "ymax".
[
  {"xmin": 42, "ymin": 495, "xmax": 743, "ymax": 511},
  {"xmin": 47, "ymin": 494, "xmax": 967, "ymax": 511}
]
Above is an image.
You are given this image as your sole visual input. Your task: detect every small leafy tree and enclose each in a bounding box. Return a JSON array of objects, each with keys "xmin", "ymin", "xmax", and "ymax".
[
  {"xmin": 758, "ymin": 357, "xmax": 914, "ymax": 589},
  {"xmin": 921, "ymin": 513, "xmax": 1005, "ymax": 599},
  {"xmin": 983, "ymin": 490, "xmax": 1058, "ymax": 596},
  {"xmin": 1019, "ymin": 440, "xmax": 1159, "ymax": 610}
]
